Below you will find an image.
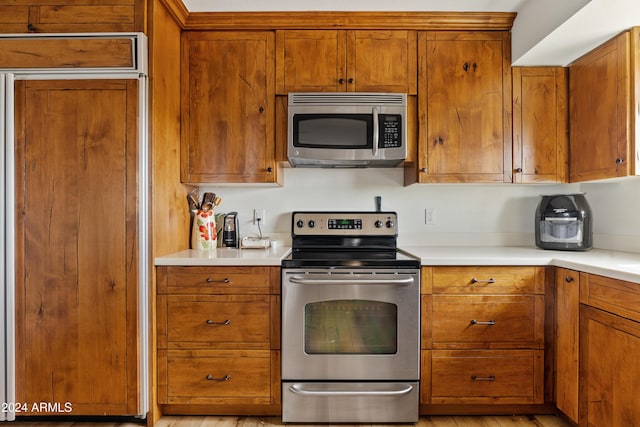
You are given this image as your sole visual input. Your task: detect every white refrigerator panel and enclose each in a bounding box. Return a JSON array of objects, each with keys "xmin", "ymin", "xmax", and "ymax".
[{"xmin": 2, "ymin": 72, "xmax": 17, "ymax": 421}]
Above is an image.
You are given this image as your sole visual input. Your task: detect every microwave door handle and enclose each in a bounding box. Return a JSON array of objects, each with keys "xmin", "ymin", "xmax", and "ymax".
[{"xmin": 372, "ymin": 107, "xmax": 379, "ymax": 157}]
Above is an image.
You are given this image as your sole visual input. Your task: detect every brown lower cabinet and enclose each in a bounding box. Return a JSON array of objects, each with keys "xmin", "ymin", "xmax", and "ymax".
[
  {"xmin": 555, "ymin": 268, "xmax": 580, "ymax": 423},
  {"xmin": 420, "ymin": 266, "xmax": 548, "ymax": 411},
  {"xmin": 579, "ymin": 273, "xmax": 640, "ymax": 426},
  {"xmin": 153, "ymin": 264, "xmax": 640, "ymax": 425},
  {"xmin": 156, "ymin": 266, "xmax": 281, "ymax": 415}
]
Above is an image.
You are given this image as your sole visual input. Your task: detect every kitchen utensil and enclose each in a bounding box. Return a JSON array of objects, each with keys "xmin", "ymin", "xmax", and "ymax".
[
  {"xmin": 202, "ymin": 192, "xmax": 215, "ymax": 207},
  {"xmin": 187, "ymin": 194, "xmax": 200, "ymax": 249}
]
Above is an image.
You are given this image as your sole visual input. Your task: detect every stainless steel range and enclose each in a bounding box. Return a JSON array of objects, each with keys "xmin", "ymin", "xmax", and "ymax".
[{"xmin": 281, "ymin": 211, "xmax": 420, "ymax": 423}]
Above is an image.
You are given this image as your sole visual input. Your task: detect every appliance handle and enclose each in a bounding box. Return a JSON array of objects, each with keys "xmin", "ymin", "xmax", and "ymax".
[
  {"xmin": 372, "ymin": 106, "xmax": 379, "ymax": 157},
  {"xmin": 289, "ymin": 384, "xmax": 414, "ymax": 397},
  {"xmin": 288, "ymin": 276, "xmax": 415, "ymax": 285}
]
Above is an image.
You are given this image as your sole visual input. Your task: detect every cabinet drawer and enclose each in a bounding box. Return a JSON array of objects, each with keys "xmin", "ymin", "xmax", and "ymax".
[
  {"xmin": 432, "ymin": 295, "xmax": 544, "ymax": 348},
  {"xmin": 159, "ymin": 266, "xmax": 273, "ymax": 295},
  {"xmin": 159, "ymin": 350, "xmax": 272, "ymax": 405},
  {"xmin": 432, "ymin": 266, "xmax": 542, "ymax": 294},
  {"xmin": 431, "ymin": 349, "xmax": 544, "ymax": 404},
  {"xmin": 581, "ymin": 273, "xmax": 640, "ymax": 323},
  {"xmin": 165, "ymin": 295, "xmax": 271, "ymax": 348}
]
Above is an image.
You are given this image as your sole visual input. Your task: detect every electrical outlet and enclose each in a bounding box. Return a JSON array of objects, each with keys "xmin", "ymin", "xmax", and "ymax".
[
  {"xmin": 253, "ymin": 208, "xmax": 266, "ymax": 225},
  {"xmin": 425, "ymin": 208, "xmax": 436, "ymax": 225}
]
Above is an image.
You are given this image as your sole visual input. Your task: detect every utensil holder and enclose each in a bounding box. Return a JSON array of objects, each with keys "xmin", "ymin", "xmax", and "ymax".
[{"xmin": 191, "ymin": 209, "xmax": 217, "ymax": 250}]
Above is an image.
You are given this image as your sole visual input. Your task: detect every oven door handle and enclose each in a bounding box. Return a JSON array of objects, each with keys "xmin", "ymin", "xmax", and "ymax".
[
  {"xmin": 288, "ymin": 276, "xmax": 415, "ymax": 285},
  {"xmin": 288, "ymin": 384, "xmax": 414, "ymax": 397}
]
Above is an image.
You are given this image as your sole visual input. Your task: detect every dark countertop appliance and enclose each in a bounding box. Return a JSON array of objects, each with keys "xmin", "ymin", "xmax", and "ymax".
[
  {"xmin": 281, "ymin": 211, "xmax": 420, "ymax": 423},
  {"xmin": 222, "ymin": 212, "xmax": 239, "ymax": 248},
  {"xmin": 535, "ymin": 193, "xmax": 592, "ymax": 251}
]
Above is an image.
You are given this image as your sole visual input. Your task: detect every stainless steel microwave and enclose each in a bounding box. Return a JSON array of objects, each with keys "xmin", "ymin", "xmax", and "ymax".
[{"xmin": 287, "ymin": 92, "xmax": 407, "ymax": 167}]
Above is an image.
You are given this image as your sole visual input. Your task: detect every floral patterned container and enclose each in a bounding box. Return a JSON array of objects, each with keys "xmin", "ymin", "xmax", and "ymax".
[{"xmin": 191, "ymin": 208, "xmax": 217, "ymax": 250}]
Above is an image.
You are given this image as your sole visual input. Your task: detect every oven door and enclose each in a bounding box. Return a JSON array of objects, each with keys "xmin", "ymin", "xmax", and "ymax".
[{"xmin": 281, "ymin": 268, "xmax": 420, "ymax": 381}]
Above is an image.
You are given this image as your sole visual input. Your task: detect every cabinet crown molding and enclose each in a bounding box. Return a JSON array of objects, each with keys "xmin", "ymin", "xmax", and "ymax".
[{"xmin": 160, "ymin": 1, "xmax": 515, "ymax": 31}]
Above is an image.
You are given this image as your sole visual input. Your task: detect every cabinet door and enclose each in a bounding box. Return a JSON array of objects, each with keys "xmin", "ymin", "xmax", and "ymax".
[
  {"xmin": 419, "ymin": 31, "xmax": 512, "ymax": 183},
  {"xmin": 14, "ymin": 79, "xmax": 139, "ymax": 415},
  {"xmin": 569, "ymin": 31, "xmax": 631, "ymax": 182},
  {"xmin": 276, "ymin": 30, "xmax": 417, "ymax": 94},
  {"xmin": 580, "ymin": 306, "xmax": 640, "ymax": 427},
  {"xmin": 276, "ymin": 30, "xmax": 347, "ymax": 93},
  {"xmin": 181, "ymin": 31, "xmax": 276, "ymax": 183},
  {"xmin": 555, "ymin": 268, "xmax": 579, "ymax": 423},
  {"xmin": 512, "ymin": 67, "xmax": 568, "ymax": 183},
  {"xmin": 348, "ymin": 30, "xmax": 417, "ymax": 94}
]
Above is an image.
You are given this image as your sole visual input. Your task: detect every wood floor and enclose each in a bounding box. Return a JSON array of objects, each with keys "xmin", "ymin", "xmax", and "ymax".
[{"xmin": 12, "ymin": 415, "xmax": 573, "ymax": 427}]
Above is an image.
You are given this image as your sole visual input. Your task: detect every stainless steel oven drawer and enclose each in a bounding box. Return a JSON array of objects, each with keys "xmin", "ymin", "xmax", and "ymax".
[{"xmin": 282, "ymin": 381, "xmax": 419, "ymax": 423}]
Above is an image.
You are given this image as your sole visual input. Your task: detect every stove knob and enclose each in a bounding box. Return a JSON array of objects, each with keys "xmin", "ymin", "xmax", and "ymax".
[
  {"xmin": 296, "ymin": 220, "xmax": 304, "ymax": 228},
  {"xmin": 374, "ymin": 220, "xmax": 382, "ymax": 228},
  {"xmin": 386, "ymin": 220, "xmax": 394, "ymax": 228},
  {"xmin": 308, "ymin": 220, "xmax": 316, "ymax": 228}
]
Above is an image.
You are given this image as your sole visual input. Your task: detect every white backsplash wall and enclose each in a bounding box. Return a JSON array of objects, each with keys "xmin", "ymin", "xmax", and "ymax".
[
  {"xmin": 579, "ymin": 178, "xmax": 640, "ymax": 253},
  {"xmin": 204, "ymin": 168, "xmax": 585, "ymax": 248}
]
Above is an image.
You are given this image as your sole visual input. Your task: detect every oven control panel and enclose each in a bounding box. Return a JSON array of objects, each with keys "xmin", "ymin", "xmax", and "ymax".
[{"xmin": 292, "ymin": 211, "xmax": 398, "ymax": 236}]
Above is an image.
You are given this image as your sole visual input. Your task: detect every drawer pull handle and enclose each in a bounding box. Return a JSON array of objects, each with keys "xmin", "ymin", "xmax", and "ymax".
[
  {"xmin": 470, "ymin": 319, "xmax": 496, "ymax": 326},
  {"xmin": 471, "ymin": 277, "xmax": 496, "ymax": 284},
  {"xmin": 206, "ymin": 277, "xmax": 231, "ymax": 284},
  {"xmin": 206, "ymin": 374, "xmax": 231, "ymax": 382},
  {"xmin": 471, "ymin": 374, "xmax": 496, "ymax": 381},
  {"xmin": 206, "ymin": 319, "xmax": 231, "ymax": 326}
]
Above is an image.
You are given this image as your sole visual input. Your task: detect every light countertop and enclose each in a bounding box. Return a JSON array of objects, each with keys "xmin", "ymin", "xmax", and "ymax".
[
  {"xmin": 402, "ymin": 246, "xmax": 640, "ymax": 284},
  {"xmin": 155, "ymin": 246, "xmax": 291, "ymax": 266},
  {"xmin": 155, "ymin": 246, "xmax": 640, "ymax": 284}
]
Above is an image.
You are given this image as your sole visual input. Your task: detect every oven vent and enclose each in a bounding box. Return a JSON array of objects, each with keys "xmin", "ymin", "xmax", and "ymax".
[{"xmin": 289, "ymin": 92, "xmax": 406, "ymax": 106}]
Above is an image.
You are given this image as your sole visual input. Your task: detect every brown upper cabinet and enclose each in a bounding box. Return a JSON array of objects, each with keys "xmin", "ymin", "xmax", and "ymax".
[
  {"xmin": 180, "ymin": 31, "xmax": 279, "ymax": 184},
  {"xmin": 413, "ymin": 31, "xmax": 512, "ymax": 183},
  {"xmin": 512, "ymin": 67, "xmax": 569, "ymax": 183},
  {"xmin": 275, "ymin": 30, "xmax": 417, "ymax": 94},
  {"xmin": 0, "ymin": 0, "xmax": 144, "ymax": 33},
  {"xmin": 569, "ymin": 28, "xmax": 639, "ymax": 182}
]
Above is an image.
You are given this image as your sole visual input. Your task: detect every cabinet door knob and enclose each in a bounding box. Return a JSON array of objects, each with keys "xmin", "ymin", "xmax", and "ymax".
[
  {"xmin": 27, "ymin": 23, "xmax": 36, "ymax": 31},
  {"xmin": 258, "ymin": 106, "xmax": 264, "ymax": 113},
  {"xmin": 420, "ymin": 167, "xmax": 427, "ymax": 173},
  {"xmin": 338, "ymin": 78, "xmax": 345, "ymax": 84},
  {"xmin": 348, "ymin": 78, "xmax": 354, "ymax": 84},
  {"xmin": 266, "ymin": 166, "xmax": 273, "ymax": 173},
  {"xmin": 616, "ymin": 158, "xmax": 624, "ymax": 165},
  {"xmin": 515, "ymin": 167, "xmax": 523, "ymax": 173},
  {"xmin": 463, "ymin": 62, "xmax": 478, "ymax": 72},
  {"xmin": 565, "ymin": 276, "xmax": 574, "ymax": 283}
]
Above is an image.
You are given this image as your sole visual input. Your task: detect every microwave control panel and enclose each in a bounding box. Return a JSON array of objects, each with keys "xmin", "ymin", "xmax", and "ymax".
[{"xmin": 379, "ymin": 114, "xmax": 402, "ymax": 148}]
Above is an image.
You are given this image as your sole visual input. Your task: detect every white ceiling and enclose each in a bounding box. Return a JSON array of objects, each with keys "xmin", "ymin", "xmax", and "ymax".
[
  {"xmin": 182, "ymin": 0, "xmax": 528, "ymax": 12},
  {"xmin": 180, "ymin": 0, "xmax": 640, "ymax": 66}
]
